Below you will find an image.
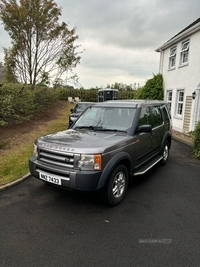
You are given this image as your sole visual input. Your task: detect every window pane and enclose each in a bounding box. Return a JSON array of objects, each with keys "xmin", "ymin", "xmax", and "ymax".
[
  {"xmin": 180, "ymin": 40, "xmax": 189, "ymax": 65},
  {"xmin": 168, "ymin": 91, "xmax": 172, "ymax": 101},
  {"xmin": 177, "ymin": 103, "xmax": 183, "ymax": 115},
  {"xmin": 176, "ymin": 91, "xmax": 184, "ymax": 116},
  {"xmin": 169, "ymin": 46, "xmax": 177, "ymax": 68},
  {"xmin": 171, "ymin": 57, "xmax": 176, "ymax": 66},
  {"xmin": 182, "ymin": 52, "xmax": 188, "ymax": 63},
  {"xmin": 167, "ymin": 91, "xmax": 172, "ymax": 111},
  {"xmin": 138, "ymin": 107, "xmax": 151, "ymax": 127},
  {"xmin": 181, "ymin": 41, "xmax": 189, "ymax": 51},
  {"xmin": 151, "ymin": 107, "xmax": 163, "ymax": 127},
  {"xmin": 170, "ymin": 47, "xmax": 176, "ymax": 56},
  {"xmin": 179, "ymin": 92, "xmax": 184, "ymax": 101}
]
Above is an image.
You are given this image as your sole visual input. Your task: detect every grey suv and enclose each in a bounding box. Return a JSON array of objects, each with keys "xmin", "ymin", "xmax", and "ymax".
[{"xmin": 29, "ymin": 100, "xmax": 172, "ymax": 205}]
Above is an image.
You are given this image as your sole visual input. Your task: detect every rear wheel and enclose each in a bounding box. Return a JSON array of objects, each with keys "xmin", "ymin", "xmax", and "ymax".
[
  {"xmin": 105, "ymin": 164, "xmax": 128, "ymax": 206},
  {"xmin": 160, "ymin": 141, "xmax": 169, "ymax": 165}
]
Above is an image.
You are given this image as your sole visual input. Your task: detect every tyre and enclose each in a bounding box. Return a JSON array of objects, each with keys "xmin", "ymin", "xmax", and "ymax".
[
  {"xmin": 160, "ymin": 141, "xmax": 169, "ymax": 165},
  {"xmin": 105, "ymin": 164, "xmax": 129, "ymax": 206}
]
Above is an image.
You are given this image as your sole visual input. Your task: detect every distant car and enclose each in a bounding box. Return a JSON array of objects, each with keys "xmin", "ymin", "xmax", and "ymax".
[{"xmin": 69, "ymin": 102, "xmax": 93, "ymax": 127}]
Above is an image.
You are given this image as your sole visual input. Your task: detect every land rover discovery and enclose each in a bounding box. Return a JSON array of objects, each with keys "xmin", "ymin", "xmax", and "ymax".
[{"xmin": 29, "ymin": 100, "xmax": 172, "ymax": 205}]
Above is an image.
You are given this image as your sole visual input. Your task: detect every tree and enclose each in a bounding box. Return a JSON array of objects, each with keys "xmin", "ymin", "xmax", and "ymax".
[
  {"xmin": 135, "ymin": 74, "xmax": 163, "ymax": 100},
  {"xmin": 3, "ymin": 47, "xmax": 18, "ymax": 82},
  {"xmin": 0, "ymin": 0, "xmax": 82, "ymax": 87},
  {"xmin": 0, "ymin": 61, "xmax": 5, "ymax": 81}
]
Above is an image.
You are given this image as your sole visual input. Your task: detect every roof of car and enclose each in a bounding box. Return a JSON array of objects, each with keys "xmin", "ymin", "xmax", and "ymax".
[
  {"xmin": 91, "ymin": 100, "xmax": 167, "ymax": 108},
  {"xmin": 75, "ymin": 102, "xmax": 94, "ymax": 104},
  {"xmin": 98, "ymin": 88, "xmax": 118, "ymax": 92}
]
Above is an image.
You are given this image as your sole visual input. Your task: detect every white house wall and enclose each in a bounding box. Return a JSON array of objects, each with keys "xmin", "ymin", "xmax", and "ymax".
[{"xmin": 161, "ymin": 31, "xmax": 200, "ymax": 132}]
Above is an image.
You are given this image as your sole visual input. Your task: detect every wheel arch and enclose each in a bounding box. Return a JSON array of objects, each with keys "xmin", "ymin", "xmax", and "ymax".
[
  {"xmin": 97, "ymin": 152, "xmax": 132, "ymax": 189},
  {"xmin": 160, "ymin": 132, "xmax": 172, "ymax": 153}
]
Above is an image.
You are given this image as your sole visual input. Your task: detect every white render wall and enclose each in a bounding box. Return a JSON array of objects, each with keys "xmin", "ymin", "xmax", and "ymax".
[{"xmin": 161, "ymin": 31, "xmax": 200, "ymax": 132}]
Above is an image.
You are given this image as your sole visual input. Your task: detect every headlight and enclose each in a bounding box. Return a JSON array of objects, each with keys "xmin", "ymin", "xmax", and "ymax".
[
  {"xmin": 33, "ymin": 144, "xmax": 38, "ymax": 157},
  {"xmin": 78, "ymin": 154, "xmax": 102, "ymax": 170}
]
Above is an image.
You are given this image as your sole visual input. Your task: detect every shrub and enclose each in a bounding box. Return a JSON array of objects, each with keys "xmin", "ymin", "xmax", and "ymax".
[
  {"xmin": 135, "ymin": 73, "xmax": 164, "ymax": 100},
  {"xmin": 0, "ymin": 83, "xmax": 59, "ymax": 126},
  {"xmin": 193, "ymin": 121, "xmax": 200, "ymax": 159},
  {"xmin": 0, "ymin": 84, "xmax": 32, "ymax": 125}
]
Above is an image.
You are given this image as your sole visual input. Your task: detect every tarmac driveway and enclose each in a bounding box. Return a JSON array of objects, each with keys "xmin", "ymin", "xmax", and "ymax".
[{"xmin": 0, "ymin": 139, "xmax": 199, "ymax": 267}]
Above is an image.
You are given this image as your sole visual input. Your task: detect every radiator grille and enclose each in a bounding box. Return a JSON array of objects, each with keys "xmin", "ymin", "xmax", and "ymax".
[{"xmin": 39, "ymin": 149, "xmax": 74, "ymax": 169}]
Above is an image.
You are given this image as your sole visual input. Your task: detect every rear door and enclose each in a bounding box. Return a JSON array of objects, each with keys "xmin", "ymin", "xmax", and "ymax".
[
  {"xmin": 134, "ymin": 105, "xmax": 164, "ymax": 168},
  {"xmin": 150, "ymin": 105, "xmax": 165, "ymax": 153}
]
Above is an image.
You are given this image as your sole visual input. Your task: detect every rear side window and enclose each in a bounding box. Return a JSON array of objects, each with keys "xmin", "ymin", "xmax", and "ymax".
[{"xmin": 151, "ymin": 106, "xmax": 163, "ymax": 127}]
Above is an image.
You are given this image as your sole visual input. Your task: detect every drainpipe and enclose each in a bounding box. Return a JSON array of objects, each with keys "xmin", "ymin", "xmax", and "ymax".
[
  {"xmin": 158, "ymin": 48, "xmax": 163, "ymax": 74},
  {"xmin": 156, "ymin": 48, "xmax": 165, "ymax": 99}
]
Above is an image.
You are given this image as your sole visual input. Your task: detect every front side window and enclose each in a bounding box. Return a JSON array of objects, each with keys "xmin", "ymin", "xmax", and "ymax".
[
  {"xmin": 176, "ymin": 90, "xmax": 184, "ymax": 116},
  {"xmin": 169, "ymin": 46, "xmax": 177, "ymax": 69},
  {"xmin": 138, "ymin": 107, "xmax": 151, "ymax": 127},
  {"xmin": 180, "ymin": 40, "xmax": 189, "ymax": 66}
]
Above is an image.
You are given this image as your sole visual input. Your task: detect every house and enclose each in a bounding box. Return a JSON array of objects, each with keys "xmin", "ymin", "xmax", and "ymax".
[{"xmin": 155, "ymin": 18, "xmax": 200, "ymax": 141}]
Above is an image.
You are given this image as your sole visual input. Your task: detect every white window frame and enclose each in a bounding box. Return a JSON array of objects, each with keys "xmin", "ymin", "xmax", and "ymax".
[
  {"xmin": 179, "ymin": 40, "xmax": 189, "ymax": 66},
  {"xmin": 166, "ymin": 90, "xmax": 173, "ymax": 111},
  {"xmin": 168, "ymin": 46, "xmax": 177, "ymax": 69},
  {"xmin": 175, "ymin": 89, "xmax": 185, "ymax": 118}
]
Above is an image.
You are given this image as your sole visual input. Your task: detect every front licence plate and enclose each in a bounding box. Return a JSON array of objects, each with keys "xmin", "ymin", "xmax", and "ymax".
[{"xmin": 39, "ymin": 172, "xmax": 61, "ymax": 185}]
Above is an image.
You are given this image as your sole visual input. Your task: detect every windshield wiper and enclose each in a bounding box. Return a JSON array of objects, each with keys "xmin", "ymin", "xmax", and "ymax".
[
  {"xmin": 74, "ymin": 126, "xmax": 127, "ymax": 133},
  {"xmin": 74, "ymin": 126, "xmax": 95, "ymax": 130},
  {"xmin": 94, "ymin": 128, "xmax": 127, "ymax": 133}
]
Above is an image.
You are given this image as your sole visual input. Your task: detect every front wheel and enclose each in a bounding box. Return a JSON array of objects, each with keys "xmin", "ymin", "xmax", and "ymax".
[
  {"xmin": 105, "ymin": 164, "xmax": 129, "ymax": 206},
  {"xmin": 160, "ymin": 141, "xmax": 169, "ymax": 165}
]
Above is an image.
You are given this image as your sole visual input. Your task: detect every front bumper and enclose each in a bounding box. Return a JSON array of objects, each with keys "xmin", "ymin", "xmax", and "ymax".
[{"xmin": 29, "ymin": 156, "xmax": 102, "ymax": 191}]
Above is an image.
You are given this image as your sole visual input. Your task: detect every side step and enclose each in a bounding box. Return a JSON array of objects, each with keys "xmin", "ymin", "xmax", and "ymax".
[{"xmin": 134, "ymin": 156, "xmax": 163, "ymax": 176}]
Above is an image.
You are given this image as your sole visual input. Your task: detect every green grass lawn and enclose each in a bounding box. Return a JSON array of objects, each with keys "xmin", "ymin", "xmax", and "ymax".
[{"xmin": 0, "ymin": 101, "xmax": 74, "ymax": 186}]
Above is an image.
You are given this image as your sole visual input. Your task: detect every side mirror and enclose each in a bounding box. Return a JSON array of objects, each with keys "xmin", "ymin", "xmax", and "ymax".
[
  {"xmin": 137, "ymin": 124, "xmax": 152, "ymax": 133},
  {"xmin": 70, "ymin": 108, "xmax": 74, "ymax": 113}
]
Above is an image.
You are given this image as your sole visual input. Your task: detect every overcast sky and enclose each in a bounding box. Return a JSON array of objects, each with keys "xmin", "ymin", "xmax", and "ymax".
[{"xmin": 0, "ymin": 0, "xmax": 200, "ymax": 88}]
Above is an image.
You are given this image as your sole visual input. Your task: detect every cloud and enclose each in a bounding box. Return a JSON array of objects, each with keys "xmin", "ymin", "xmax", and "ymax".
[
  {"xmin": 74, "ymin": 39, "xmax": 160, "ymax": 88},
  {"xmin": 1, "ymin": 0, "xmax": 200, "ymax": 88}
]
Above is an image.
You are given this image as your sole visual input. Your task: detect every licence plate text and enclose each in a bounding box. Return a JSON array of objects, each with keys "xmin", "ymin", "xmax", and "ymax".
[{"xmin": 39, "ymin": 172, "xmax": 61, "ymax": 185}]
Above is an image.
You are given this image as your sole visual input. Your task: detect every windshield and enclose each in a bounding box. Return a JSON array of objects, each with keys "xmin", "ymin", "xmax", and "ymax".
[{"xmin": 73, "ymin": 106, "xmax": 136, "ymax": 131}]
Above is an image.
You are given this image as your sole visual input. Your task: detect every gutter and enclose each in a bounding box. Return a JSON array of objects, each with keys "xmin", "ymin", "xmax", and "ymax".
[{"xmin": 156, "ymin": 48, "xmax": 163, "ymax": 74}]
